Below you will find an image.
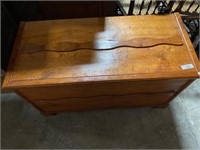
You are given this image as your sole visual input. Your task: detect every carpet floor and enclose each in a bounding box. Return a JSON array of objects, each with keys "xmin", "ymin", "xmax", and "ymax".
[{"xmin": 1, "ymin": 79, "xmax": 200, "ymax": 149}]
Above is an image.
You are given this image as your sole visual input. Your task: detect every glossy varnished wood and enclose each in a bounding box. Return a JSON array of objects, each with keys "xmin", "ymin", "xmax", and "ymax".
[
  {"xmin": 33, "ymin": 92, "xmax": 175, "ymax": 113},
  {"xmin": 18, "ymin": 79, "xmax": 187, "ymax": 101},
  {"xmin": 3, "ymin": 13, "xmax": 199, "ymax": 88},
  {"xmin": 21, "ymin": 35, "xmax": 183, "ymax": 53},
  {"xmin": 2, "ymin": 13, "xmax": 199, "ymax": 114},
  {"xmin": 17, "ymin": 79, "xmax": 188, "ymax": 114}
]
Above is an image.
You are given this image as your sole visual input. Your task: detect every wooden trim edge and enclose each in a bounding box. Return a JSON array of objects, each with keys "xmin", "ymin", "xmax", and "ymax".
[
  {"xmin": 163, "ymin": 79, "xmax": 195, "ymax": 105},
  {"xmin": 2, "ymin": 22, "xmax": 26, "ymax": 89}
]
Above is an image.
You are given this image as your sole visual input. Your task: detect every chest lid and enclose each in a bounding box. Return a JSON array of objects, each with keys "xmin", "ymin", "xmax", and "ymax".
[{"xmin": 3, "ymin": 13, "xmax": 200, "ymax": 88}]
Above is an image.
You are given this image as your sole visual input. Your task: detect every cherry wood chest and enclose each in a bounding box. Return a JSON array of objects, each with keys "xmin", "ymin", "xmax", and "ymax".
[{"xmin": 3, "ymin": 13, "xmax": 200, "ymax": 115}]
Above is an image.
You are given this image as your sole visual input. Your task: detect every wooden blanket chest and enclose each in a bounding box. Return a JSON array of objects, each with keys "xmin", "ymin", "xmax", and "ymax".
[{"xmin": 3, "ymin": 13, "xmax": 200, "ymax": 115}]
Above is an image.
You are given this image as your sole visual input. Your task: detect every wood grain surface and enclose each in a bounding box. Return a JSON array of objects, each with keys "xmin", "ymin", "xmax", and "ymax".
[
  {"xmin": 2, "ymin": 13, "xmax": 199, "ymax": 89},
  {"xmin": 18, "ymin": 79, "xmax": 187, "ymax": 101},
  {"xmin": 17, "ymin": 78, "xmax": 188, "ymax": 113},
  {"xmin": 21, "ymin": 35, "xmax": 183, "ymax": 53},
  {"xmin": 2, "ymin": 13, "xmax": 200, "ymax": 114},
  {"xmin": 33, "ymin": 92, "xmax": 175, "ymax": 113}
]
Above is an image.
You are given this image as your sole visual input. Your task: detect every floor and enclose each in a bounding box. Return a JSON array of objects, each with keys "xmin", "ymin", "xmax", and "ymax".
[{"xmin": 1, "ymin": 79, "xmax": 200, "ymax": 149}]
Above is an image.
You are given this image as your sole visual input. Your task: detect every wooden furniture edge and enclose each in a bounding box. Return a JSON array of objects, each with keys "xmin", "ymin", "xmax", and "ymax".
[
  {"xmin": 4, "ymin": 72, "xmax": 199, "ymax": 89},
  {"xmin": 146, "ymin": 79, "xmax": 196, "ymax": 108},
  {"xmin": 174, "ymin": 13, "xmax": 200, "ymax": 72},
  {"xmin": 2, "ymin": 22, "xmax": 25, "ymax": 89},
  {"xmin": 162, "ymin": 79, "xmax": 195, "ymax": 105}
]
